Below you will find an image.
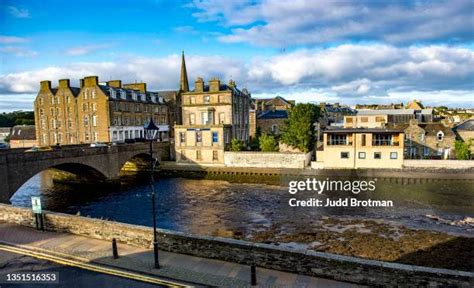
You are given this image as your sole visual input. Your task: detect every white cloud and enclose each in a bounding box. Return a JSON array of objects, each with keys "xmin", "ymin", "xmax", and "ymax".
[
  {"xmin": 0, "ymin": 45, "xmax": 473, "ymax": 108},
  {"xmin": 0, "ymin": 46, "xmax": 37, "ymax": 57},
  {"xmin": 64, "ymin": 44, "xmax": 112, "ymax": 56},
  {"xmin": 0, "ymin": 35, "xmax": 29, "ymax": 44},
  {"xmin": 191, "ymin": 0, "xmax": 474, "ymax": 47},
  {"xmin": 7, "ymin": 6, "xmax": 30, "ymax": 18}
]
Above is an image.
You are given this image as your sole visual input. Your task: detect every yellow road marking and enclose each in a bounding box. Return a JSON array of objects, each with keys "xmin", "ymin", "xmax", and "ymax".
[{"xmin": 0, "ymin": 244, "xmax": 192, "ymax": 288}]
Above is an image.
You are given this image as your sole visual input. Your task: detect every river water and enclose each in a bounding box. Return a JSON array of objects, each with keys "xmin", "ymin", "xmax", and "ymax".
[{"xmin": 10, "ymin": 170, "xmax": 474, "ymax": 238}]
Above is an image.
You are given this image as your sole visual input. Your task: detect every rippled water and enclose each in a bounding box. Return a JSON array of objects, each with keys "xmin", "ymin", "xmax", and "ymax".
[{"xmin": 10, "ymin": 170, "xmax": 474, "ymax": 237}]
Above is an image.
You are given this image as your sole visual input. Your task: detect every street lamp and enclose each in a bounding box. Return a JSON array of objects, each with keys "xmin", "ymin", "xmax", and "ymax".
[{"xmin": 144, "ymin": 117, "xmax": 160, "ymax": 269}]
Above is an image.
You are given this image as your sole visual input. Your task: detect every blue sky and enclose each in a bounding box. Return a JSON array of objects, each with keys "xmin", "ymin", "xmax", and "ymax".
[{"xmin": 0, "ymin": 0, "xmax": 473, "ymax": 111}]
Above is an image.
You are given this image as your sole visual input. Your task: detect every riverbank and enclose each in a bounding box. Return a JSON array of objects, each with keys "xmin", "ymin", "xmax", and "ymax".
[
  {"xmin": 246, "ymin": 216, "xmax": 474, "ymax": 271},
  {"xmin": 159, "ymin": 161, "xmax": 474, "ymax": 180},
  {"xmin": 0, "ymin": 204, "xmax": 472, "ymax": 287}
]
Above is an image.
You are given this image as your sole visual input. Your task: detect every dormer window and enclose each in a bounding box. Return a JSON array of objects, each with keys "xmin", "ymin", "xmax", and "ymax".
[
  {"xmin": 159, "ymin": 97, "xmax": 164, "ymax": 104},
  {"xmin": 151, "ymin": 95, "xmax": 156, "ymax": 103},
  {"xmin": 437, "ymin": 131, "xmax": 444, "ymax": 141},
  {"xmin": 132, "ymin": 92, "xmax": 137, "ymax": 101},
  {"xmin": 120, "ymin": 90, "xmax": 126, "ymax": 99},
  {"xmin": 140, "ymin": 94, "xmax": 146, "ymax": 101},
  {"xmin": 110, "ymin": 88, "xmax": 116, "ymax": 98}
]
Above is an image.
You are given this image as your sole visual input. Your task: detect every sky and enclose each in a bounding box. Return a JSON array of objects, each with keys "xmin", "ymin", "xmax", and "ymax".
[{"xmin": 0, "ymin": 0, "xmax": 473, "ymax": 112}]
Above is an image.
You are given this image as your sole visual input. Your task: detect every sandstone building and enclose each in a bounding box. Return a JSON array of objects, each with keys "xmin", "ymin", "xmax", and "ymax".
[
  {"xmin": 174, "ymin": 54, "xmax": 251, "ymax": 164},
  {"xmin": 34, "ymin": 77, "xmax": 170, "ymax": 146}
]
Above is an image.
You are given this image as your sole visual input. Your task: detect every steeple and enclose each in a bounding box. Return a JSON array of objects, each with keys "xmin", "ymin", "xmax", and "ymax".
[{"xmin": 180, "ymin": 51, "xmax": 189, "ymax": 92}]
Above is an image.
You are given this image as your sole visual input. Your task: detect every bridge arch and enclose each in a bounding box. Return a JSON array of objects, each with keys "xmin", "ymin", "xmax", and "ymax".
[
  {"xmin": 118, "ymin": 152, "xmax": 153, "ymax": 175},
  {"xmin": 4, "ymin": 160, "xmax": 110, "ymax": 203}
]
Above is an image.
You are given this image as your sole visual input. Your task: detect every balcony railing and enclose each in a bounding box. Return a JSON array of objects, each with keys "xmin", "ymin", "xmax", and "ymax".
[
  {"xmin": 372, "ymin": 140, "xmax": 399, "ymax": 146},
  {"xmin": 327, "ymin": 139, "xmax": 352, "ymax": 145}
]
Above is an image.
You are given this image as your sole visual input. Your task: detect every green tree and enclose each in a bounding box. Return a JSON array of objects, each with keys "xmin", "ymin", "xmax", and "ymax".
[
  {"xmin": 229, "ymin": 138, "xmax": 245, "ymax": 151},
  {"xmin": 259, "ymin": 133, "xmax": 279, "ymax": 152},
  {"xmin": 281, "ymin": 103, "xmax": 320, "ymax": 152},
  {"xmin": 0, "ymin": 111, "xmax": 35, "ymax": 127},
  {"xmin": 455, "ymin": 140, "xmax": 471, "ymax": 160},
  {"xmin": 249, "ymin": 127, "xmax": 262, "ymax": 151}
]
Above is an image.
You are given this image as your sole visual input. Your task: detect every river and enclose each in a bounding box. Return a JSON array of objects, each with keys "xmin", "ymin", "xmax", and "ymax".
[{"xmin": 10, "ymin": 169, "xmax": 474, "ymax": 238}]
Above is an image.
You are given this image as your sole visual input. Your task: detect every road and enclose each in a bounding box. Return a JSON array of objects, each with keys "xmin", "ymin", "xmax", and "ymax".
[{"xmin": 0, "ymin": 250, "xmax": 169, "ymax": 288}]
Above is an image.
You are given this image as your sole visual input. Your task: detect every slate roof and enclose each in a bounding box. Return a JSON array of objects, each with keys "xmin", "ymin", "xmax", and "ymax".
[
  {"xmin": 9, "ymin": 125, "xmax": 36, "ymax": 140},
  {"xmin": 453, "ymin": 119, "xmax": 474, "ymax": 131},
  {"xmin": 419, "ymin": 123, "xmax": 455, "ymax": 136},
  {"xmin": 257, "ymin": 110, "xmax": 288, "ymax": 119}
]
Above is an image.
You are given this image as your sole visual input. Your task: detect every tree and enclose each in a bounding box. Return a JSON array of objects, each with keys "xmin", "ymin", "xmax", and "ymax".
[
  {"xmin": 281, "ymin": 103, "xmax": 320, "ymax": 152},
  {"xmin": 455, "ymin": 140, "xmax": 471, "ymax": 160},
  {"xmin": 249, "ymin": 127, "xmax": 262, "ymax": 151},
  {"xmin": 259, "ymin": 133, "xmax": 279, "ymax": 152},
  {"xmin": 229, "ymin": 138, "xmax": 245, "ymax": 151},
  {"xmin": 0, "ymin": 111, "xmax": 35, "ymax": 127}
]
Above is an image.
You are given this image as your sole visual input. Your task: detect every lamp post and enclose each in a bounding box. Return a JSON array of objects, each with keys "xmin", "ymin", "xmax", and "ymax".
[{"xmin": 144, "ymin": 117, "xmax": 160, "ymax": 269}]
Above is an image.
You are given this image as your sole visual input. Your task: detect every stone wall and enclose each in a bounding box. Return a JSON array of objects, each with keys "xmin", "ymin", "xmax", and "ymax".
[
  {"xmin": 404, "ymin": 159, "xmax": 474, "ymax": 169},
  {"xmin": 0, "ymin": 204, "xmax": 471, "ymax": 287},
  {"xmin": 224, "ymin": 151, "xmax": 312, "ymax": 168}
]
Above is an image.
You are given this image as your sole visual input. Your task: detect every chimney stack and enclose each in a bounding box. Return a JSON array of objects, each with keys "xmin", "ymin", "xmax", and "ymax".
[
  {"xmin": 107, "ymin": 80, "xmax": 122, "ymax": 88},
  {"xmin": 195, "ymin": 77, "xmax": 204, "ymax": 92},
  {"xmin": 79, "ymin": 79, "xmax": 84, "ymax": 88},
  {"xmin": 58, "ymin": 79, "xmax": 70, "ymax": 89},
  {"xmin": 83, "ymin": 76, "xmax": 99, "ymax": 87},
  {"xmin": 40, "ymin": 80, "xmax": 51, "ymax": 91},
  {"xmin": 123, "ymin": 82, "xmax": 147, "ymax": 93},
  {"xmin": 209, "ymin": 78, "xmax": 220, "ymax": 92}
]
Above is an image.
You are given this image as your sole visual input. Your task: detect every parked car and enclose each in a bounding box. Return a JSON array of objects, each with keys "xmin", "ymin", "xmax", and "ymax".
[
  {"xmin": 0, "ymin": 143, "xmax": 9, "ymax": 149},
  {"xmin": 124, "ymin": 138, "xmax": 136, "ymax": 144},
  {"xmin": 25, "ymin": 146, "xmax": 53, "ymax": 153},
  {"xmin": 90, "ymin": 142, "xmax": 108, "ymax": 148}
]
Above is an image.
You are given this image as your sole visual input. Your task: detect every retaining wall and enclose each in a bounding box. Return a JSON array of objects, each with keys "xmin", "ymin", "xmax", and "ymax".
[
  {"xmin": 224, "ymin": 152, "xmax": 312, "ymax": 169},
  {"xmin": 0, "ymin": 204, "xmax": 471, "ymax": 287},
  {"xmin": 404, "ymin": 159, "xmax": 474, "ymax": 169}
]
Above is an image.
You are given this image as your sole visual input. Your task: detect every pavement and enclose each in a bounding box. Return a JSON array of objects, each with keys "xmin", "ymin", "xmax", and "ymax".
[
  {"xmin": 0, "ymin": 250, "xmax": 167, "ymax": 288},
  {"xmin": 0, "ymin": 221, "xmax": 360, "ymax": 287}
]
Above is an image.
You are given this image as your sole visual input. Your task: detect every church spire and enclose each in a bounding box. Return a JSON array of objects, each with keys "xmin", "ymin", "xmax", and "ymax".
[{"xmin": 180, "ymin": 51, "xmax": 189, "ymax": 92}]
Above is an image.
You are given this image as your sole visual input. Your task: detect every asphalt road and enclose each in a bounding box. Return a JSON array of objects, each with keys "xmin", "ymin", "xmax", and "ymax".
[{"xmin": 0, "ymin": 250, "xmax": 167, "ymax": 288}]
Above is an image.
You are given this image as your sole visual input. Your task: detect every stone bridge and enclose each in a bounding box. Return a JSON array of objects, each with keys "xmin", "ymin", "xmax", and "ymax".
[{"xmin": 0, "ymin": 142, "xmax": 170, "ymax": 203}]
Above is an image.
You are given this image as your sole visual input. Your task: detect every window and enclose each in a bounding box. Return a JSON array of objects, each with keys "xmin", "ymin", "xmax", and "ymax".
[
  {"xmin": 272, "ymin": 124, "xmax": 278, "ymax": 133},
  {"xmin": 91, "ymin": 90, "xmax": 96, "ymax": 99},
  {"xmin": 375, "ymin": 116, "xmax": 385, "ymax": 122},
  {"xmin": 196, "ymin": 131, "xmax": 202, "ymax": 143},
  {"xmin": 361, "ymin": 134, "xmax": 366, "ymax": 146},
  {"xmin": 92, "ymin": 115, "xmax": 97, "ymax": 127},
  {"xmin": 346, "ymin": 117, "xmax": 353, "ymax": 123},
  {"xmin": 213, "ymin": 151, "xmax": 218, "ymax": 161},
  {"xmin": 219, "ymin": 113, "xmax": 225, "ymax": 124},
  {"xmin": 180, "ymin": 150, "xmax": 187, "ymax": 160},
  {"xmin": 361, "ymin": 117, "xmax": 368, "ymax": 123},
  {"xmin": 423, "ymin": 147, "xmax": 430, "ymax": 156},
  {"xmin": 83, "ymin": 90, "xmax": 88, "ymax": 100},
  {"xmin": 218, "ymin": 95, "xmax": 225, "ymax": 103},
  {"xmin": 39, "ymin": 109, "xmax": 44, "ymax": 116},
  {"xmin": 373, "ymin": 134, "xmax": 393, "ymax": 146},
  {"xmin": 84, "ymin": 115, "xmax": 89, "ymax": 126},
  {"xmin": 437, "ymin": 131, "xmax": 444, "ymax": 141},
  {"xmin": 196, "ymin": 150, "xmax": 202, "ymax": 161},
  {"xmin": 328, "ymin": 134, "xmax": 348, "ymax": 145},
  {"xmin": 212, "ymin": 132, "xmax": 218, "ymax": 143},
  {"xmin": 84, "ymin": 132, "xmax": 90, "ymax": 142},
  {"xmin": 341, "ymin": 152, "xmax": 349, "ymax": 159},
  {"xmin": 92, "ymin": 103, "xmax": 97, "ymax": 111},
  {"xmin": 189, "ymin": 113, "xmax": 195, "ymax": 125},
  {"xmin": 179, "ymin": 132, "xmax": 186, "ymax": 144},
  {"xmin": 201, "ymin": 112, "xmax": 209, "ymax": 125},
  {"xmin": 66, "ymin": 96, "xmax": 70, "ymax": 104},
  {"xmin": 358, "ymin": 152, "xmax": 366, "ymax": 159},
  {"xmin": 38, "ymin": 97, "xmax": 43, "ymax": 105},
  {"xmin": 374, "ymin": 152, "xmax": 381, "ymax": 159},
  {"xmin": 204, "ymin": 95, "xmax": 210, "ymax": 104},
  {"xmin": 190, "ymin": 96, "xmax": 196, "ymax": 104},
  {"xmin": 390, "ymin": 152, "xmax": 398, "ymax": 159},
  {"xmin": 83, "ymin": 103, "xmax": 88, "ymax": 112}
]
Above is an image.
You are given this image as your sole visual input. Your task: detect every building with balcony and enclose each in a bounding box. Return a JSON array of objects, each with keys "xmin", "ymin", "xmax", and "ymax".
[
  {"xmin": 174, "ymin": 54, "xmax": 251, "ymax": 164},
  {"xmin": 34, "ymin": 76, "xmax": 170, "ymax": 146},
  {"xmin": 313, "ymin": 127, "xmax": 404, "ymax": 169}
]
